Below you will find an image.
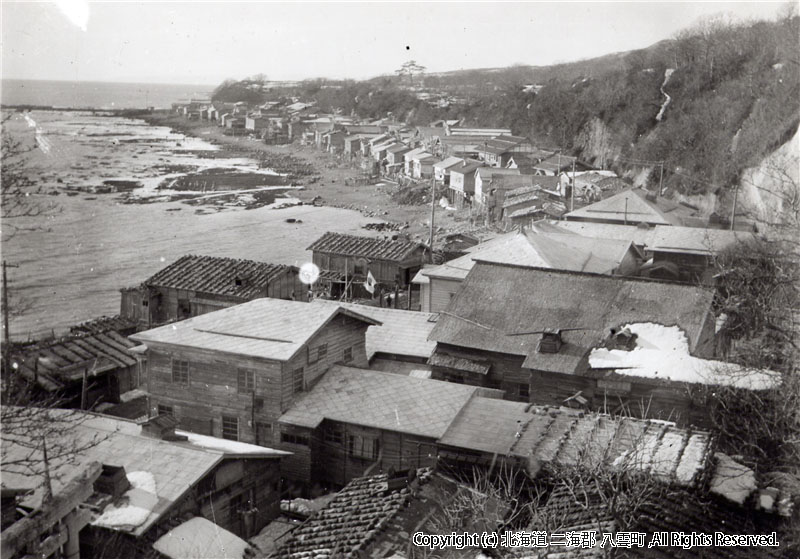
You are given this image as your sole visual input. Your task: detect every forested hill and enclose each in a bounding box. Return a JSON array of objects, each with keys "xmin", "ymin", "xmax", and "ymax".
[{"xmin": 213, "ymin": 14, "xmax": 799, "ymax": 202}]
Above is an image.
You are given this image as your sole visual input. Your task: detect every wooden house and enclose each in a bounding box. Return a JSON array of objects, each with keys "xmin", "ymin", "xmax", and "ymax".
[
  {"xmin": 10, "ymin": 329, "xmax": 140, "ymax": 409},
  {"xmin": 564, "ymin": 188, "xmax": 698, "ymax": 227},
  {"xmin": 437, "ymin": 396, "xmax": 713, "ymax": 485},
  {"xmin": 1, "ymin": 411, "xmax": 287, "ymax": 556},
  {"xmin": 130, "ymin": 298, "xmax": 379, "ymax": 446},
  {"xmin": 532, "ymin": 153, "xmax": 593, "ymax": 175},
  {"xmin": 402, "ymin": 147, "xmax": 427, "ymax": 175},
  {"xmin": 427, "ymin": 261, "xmax": 719, "ymax": 423},
  {"xmin": 415, "ymin": 228, "xmax": 641, "ymax": 313},
  {"xmin": 447, "ymin": 160, "xmax": 484, "ymax": 208},
  {"xmin": 245, "ymin": 115, "xmax": 269, "ymax": 132},
  {"xmin": 307, "ymin": 232, "xmax": 429, "ymax": 297},
  {"xmin": 411, "ymin": 153, "xmax": 437, "ymax": 179},
  {"xmin": 120, "ymin": 255, "xmax": 303, "ymax": 329},
  {"xmin": 432, "ymin": 156, "xmax": 463, "ymax": 185},
  {"xmin": 275, "ymin": 365, "xmax": 498, "ymax": 485},
  {"xmin": 384, "ymin": 143, "xmax": 412, "ymax": 170},
  {"xmin": 473, "ymin": 167, "xmax": 521, "ymax": 211}
]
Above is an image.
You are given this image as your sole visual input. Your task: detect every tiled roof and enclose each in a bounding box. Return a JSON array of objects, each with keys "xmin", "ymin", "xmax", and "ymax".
[
  {"xmin": 311, "ymin": 300, "xmax": 436, "ymax": 360},
  {"xmin": 0, "ymin": 411, "xmax": 283, "ymax": 537},
  {"xmin": 650, "ymin": 225, "xmax": 754, "ymax": 255},
  {"xmin": 421, "ymin": 230, "xmax": 632, "ymax": 281},
  {"xmin": 306, "ymin": 232, "xmax": 425, "ymax": 262},
  {"xmin": 526, "ymin": 483, "xmax": 780, "ymax": 558},
  {"xmin": 11, "ymin": 331, "xmax": 138, "ymax": 391},
  {"xmin": 144, "ymin": 255, "xmax": 293, "ymax": 299},
  {"xmin": 278, "ymin": 365, "xmax": 483, "ymax": 438},
  {"xmin": 272, "ymin": 472, "xmax": 416, "ymax": 558},
  {"xmin": 565, "ymin": 188, "xmax": 696, "ymax": 226},
  {"xmin": 130, "ymin": 298, "xmax": 380, "ymax": 362},
  {"xmin": 439, "ymin": 399, "xmax": 713, "ymax": 486},
  {"xmin": 70, "ymin": 315, "xmax": 138, "ymax": 336},
  {"xmin": 429, "ymin": 261, "xmax": 715, "ymax": 374}
]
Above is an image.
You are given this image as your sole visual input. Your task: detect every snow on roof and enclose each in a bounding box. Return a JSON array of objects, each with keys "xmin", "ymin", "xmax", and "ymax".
[
  {"xmin": 588, "ymin": 323, "xmax": 781, "ymax": 390},
  {"xmin": 177, "ymin": 430, "xmax": 290, "ymax": 456},
  {"xmin": 93, "ymin": 471, "xmax": 158, "ymax": 530},
  {"xmin": 710, "ymin": 452, "xmax": 756, "ymax": 505},
  {"xmin": 153, "ymin": 517, "xmax": 250, "ymax": 559}
]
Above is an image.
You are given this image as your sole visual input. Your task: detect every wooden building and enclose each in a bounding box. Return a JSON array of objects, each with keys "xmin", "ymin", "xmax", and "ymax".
[
  {"xmin": 415, "ymin": 229, "xmax": 641, "ymax": 313},
  {"xmin": 428, "ymin": 261, "xmax": 718, "ymax": 424},
  {"xmin": 130, "ymin": 298, "xmax": 379, "ymax": 446},
  {"xmin": 447, "ymin": 160, "xmax": 484, "ymax": 208},
  {"xmin": 276, "ymin": 365, "xmax": 499, "ymax": 486},
  {"xmin": 564, "ymin": 188, "xmax": 697, "ymax": 227},
  {"xmin": 0, "ymin": 411, "xmax": 287, "ymax": 557},
  {"xmin": 10, "ymin": 329, "xmax": 140, "ymax": 409},
  {"xmin": 307, "ymin": 232, "xmax": 429, "ymax": 297},
  {"xmin": 432, "ymin": 156, "xmax": 463, "ymax": 185},
  {"xmin": 120, "ymin": 254, "xmax": 303, "ymax": 329}
]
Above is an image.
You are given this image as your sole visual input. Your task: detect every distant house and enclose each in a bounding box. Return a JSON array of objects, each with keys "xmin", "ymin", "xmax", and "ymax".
[
  {"xmin": 564, "ymin": 188, "xmax": 697, "ymax": 226},
  {"xmin": 385, "ymin": 143, "xmax": 412, "ymax": 170},
  {"xmin": 428, "ymin": 261, "xmax": 718, "ymax": 422},
  {"xmin": 245, "ymin": 115, "xmax": 269, "ymax": 132},
  {"xmin": 342, "ymin": 134, "xmax": 365, "ymax": 156},
  {"xmin": 120, "ymin": 255, "xmax": 303, "ymax": 329},
  {"xmin": 446, "ymin": 126, "xmax": 512, "ymax": 137},
  {"xmin": 10, "ymin": 329, "xmax": 140, "ymax": 409},
  {"xmin": 130, "ymin": 298, "xmax": 380, "ymax": 446},
  {"xmin": 275, "ymin": 365, "xmax": 499, "ymax": 485},
  {"xmin": 448, "ymin": 160, "xmax": 484, "ymax": 207},
  {"xmin": 533, "ymin": 153, "xmax": 593, "ymax": 175},
  {"xmin": 473, "ymin": 167, "xmax": 521, "ymax": 211},
  {"xmin": 411, "ymin": 152, "xmax": 437, "ymax": 179},
  {"xmin": 414, "ymin": 228, "xmax": 641, "ymax": 313},
  {"xmin": 1, "ymin": 410, "xmax": 287, "ymax": 555},
  {"xmin": 307, "ymin": 232, "xmax": 429, "ymax": 296},
  {"xmin": 432, "ymin": 156, "xmax": 464, "ymax": 185},
  {"xmin": 371, "ymin": 139, "xmax": 396, "ymax": 162}
]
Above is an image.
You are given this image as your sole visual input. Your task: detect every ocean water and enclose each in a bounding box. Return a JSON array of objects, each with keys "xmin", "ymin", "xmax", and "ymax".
[
  {"xmin": 1, "ymin": 79, "xmax": 213, "ymax": 110},
  {"xmin": 2, "ymin": 110, "xmax": 380, "ymax": 340}
]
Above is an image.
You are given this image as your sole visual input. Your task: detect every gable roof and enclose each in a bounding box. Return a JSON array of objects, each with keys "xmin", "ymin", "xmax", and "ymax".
[
  {"xmin": 385, "ymin": 143, "xmax": 411, "ymax": 154},
  {"xmin": 11, "ymin": 330, "xmax": 138, "ymax": 392},
  {"xmin": 278, "ymin": 365, "xmax": 484, "ymax": 438},
  {"xmin": 311, "ymin": 300, "xmax": 437, "ymax": 360},
  {"xmin": 130, "ymin": 298, "xmax": 380, "ymax": 362},
  {"xmin": 402, "ymin": 146, "xmax": 427, "ymax": 160},
  {"xmin": 429, "ymin": 261, "xmax": 715, "ymax": 374},
  {"xmin": 306, "ymin": 232, "xmax": 425, "ymax": 262},
  {"xmin": 439, "ymin": 398, "xmax": 713, "ymax": 486},
  {"xmin": 422, "ymin": 230, "xmax": 633, "ymax": 281},
  {"xmin": 432, "ymin": 156, "xmax": 464, "ymax": 170},
  {"xmin": 565, "ymin": 188, "xmax": 689, "ymax": 226},
  {"xmin": 547, "ymin": 220, "xmax": 658, "ymax": 246},
  {"xmin": 503, "ymin": 175, "xmax": 561, "ymax": 195},
  {"xmin": 1, "ymin": 410, "xmax": 286, "ymax": 537},
  {"xmin": 449, "ymin": 160, "xmax": 484, "ymax": 175},
  {"xmin": 476, "ymin": 167, "xmax": 521, "ymax": 180},
  {"xmin": 143, "ymin": 255, "xmax": 293, "ymax": 299}
]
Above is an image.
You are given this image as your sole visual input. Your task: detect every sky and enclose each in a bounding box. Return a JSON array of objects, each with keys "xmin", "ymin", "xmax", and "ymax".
[{"xmin": 1, "ymin": 1, "xmax": 790, "ymax": 85}]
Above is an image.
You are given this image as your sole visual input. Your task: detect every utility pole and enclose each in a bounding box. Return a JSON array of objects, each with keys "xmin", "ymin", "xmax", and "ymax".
[
  {"xmin": 2, "ymin": 261, "xmax": 19, "ymax": 375},
  {"xmin": 571, "ymin": 158, "xmax": 576, "ymax": 211},
  {"xmin": 658, "ymin": 161, "xmax": 664, "ymax": 195},
  {"xmin": 730, "ymin": 183, "xmax": 739, "ymax": 231},
  {"xmin": 428, "ymin": 175, "xmax": 436, "ymax": 252}
]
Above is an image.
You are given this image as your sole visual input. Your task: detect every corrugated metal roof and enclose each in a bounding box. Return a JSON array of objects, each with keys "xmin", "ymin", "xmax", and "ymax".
[
  {"xmin": 311, "ymin": 300, "xmax": 436, "ymax": 360},
  {"xmin": 144, "ymin": 255, "xmax": 293, "ymax": 299},
  {"xmin": 429, "ymin": 261, "xmax": 715, "ymax": 374},
  {"xmin": 306, "ymin": 232, "xmax": 425, "ymax": 262},
  {"xmin": 439, "ymin": 398, "xmax": 712, "ymax": 486},
  {"xmin": 278, "ymin": 365, "xmax": 481, "ymax": 438},
  {"xmin": 131, "ymin": 298, "xmax": 380, "ymax": 362}
]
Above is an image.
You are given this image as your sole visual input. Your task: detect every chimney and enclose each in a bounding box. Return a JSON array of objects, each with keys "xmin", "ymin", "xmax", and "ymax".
[
  {"xmin": 94, "ymin": 465, "xmax": 130, "ymax": 499},
  {"xmin": 141, "ymin": 415, "xmax": 186, "ymax": 441},
  {"xmin": 538, "ymin": 329, "xmax": 563, "ymax": 354}
]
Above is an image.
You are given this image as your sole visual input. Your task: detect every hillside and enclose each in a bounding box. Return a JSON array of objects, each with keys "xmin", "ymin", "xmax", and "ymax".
[{"xmin": 212, "ymin": 14, "xmax": 799, "ymax": 215}]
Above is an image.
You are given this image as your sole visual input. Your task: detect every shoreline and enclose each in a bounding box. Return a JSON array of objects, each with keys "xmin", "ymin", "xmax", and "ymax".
[{"xmin": 139, "ymin": 111, "xmax": 469, "ymax": 242}]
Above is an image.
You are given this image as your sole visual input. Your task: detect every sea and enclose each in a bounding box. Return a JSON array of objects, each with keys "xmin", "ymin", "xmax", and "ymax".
[{"xmin": 1, "ymin": 80, "xmax": 378, "ymax": 340}]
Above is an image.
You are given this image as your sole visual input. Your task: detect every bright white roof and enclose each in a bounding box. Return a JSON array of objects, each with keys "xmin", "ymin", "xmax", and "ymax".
[{"xmin": 153, "ymin": 517, "xmax": 250, "ymax": 559}]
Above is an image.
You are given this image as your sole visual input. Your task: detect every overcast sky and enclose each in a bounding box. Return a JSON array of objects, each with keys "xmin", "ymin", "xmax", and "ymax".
[{"xmin": 1, "ymin": 1, "xmax": 788, "ymax": 85}]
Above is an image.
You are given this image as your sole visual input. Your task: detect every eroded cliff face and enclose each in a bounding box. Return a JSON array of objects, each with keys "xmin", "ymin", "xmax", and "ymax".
[{"xmin": 738, "ymin": 126, "xmax": 799, "ymax": 228}]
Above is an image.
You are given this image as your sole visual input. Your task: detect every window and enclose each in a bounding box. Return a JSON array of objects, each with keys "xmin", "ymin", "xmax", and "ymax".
[
  {"xmin": 172, "ymin": 359, "xmax": 189, "ymax": 385},
  {"xmin": 222, "ymin": 416, "xmax": 239, "ymax": 441},
  {"xmin": 518, "ymin": 383, "xmax": 530, "ymax": 400},
  {"xmin": 142, "ymin": 300, "xmax": 149, "ymax": 307},
  {"xmin": 157, "ymin": 404, "xmax": 174, "ymax": 417},
  {"xmin": 292, "ymin": 367, "xmax": 304, "ymax": 393},
  {"xmin": 237, "ymin": 369, "xmax": 255, "ymax": 393},
  {"xmin": 308, "ymin": 344, "xmax": 327, "ymax": 364},
  {"xmin": 343, "ymin": 347, "xmax": 353, "ymax": 363},
  {"xmin": 324, "ymin": 427, "xmax": 344, "ymax": 445},
  {"xmin": 348, "ymin": 434, "xmax": 379, "ymax": 461},
  {"xmin": 281, "ymin": 432, "xmax": 309, "ymax": 446}
]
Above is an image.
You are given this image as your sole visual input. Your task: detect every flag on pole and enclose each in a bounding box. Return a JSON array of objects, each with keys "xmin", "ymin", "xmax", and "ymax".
[{"xmin": 365, "ymin": 270, "xmax": 377, "ymax": 294}]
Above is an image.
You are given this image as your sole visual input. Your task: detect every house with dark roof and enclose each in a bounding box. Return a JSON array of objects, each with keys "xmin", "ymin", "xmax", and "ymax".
[
  {"xmin": 10, "ymin": 328, "xmax": 140, "ymax": 409},
  {"xmin": 427, "ymin": 261, "xmax": 718, "ymax": 423},
  {"xmin": 1, "ymin": 410, "xmax": 287, "ymax": 557},
  {"xmin": 533, "ymin": 153, "xmax": 593, "ymax": 175},
  {"xmin": 120, "ymin": 254, "xmax": 303, "ymax": 329},
  {"xmin": 130, "ymin": 299, "xmax": 380, "ymax": 446},
  {"xmin": 276, "ymin": 365, "xmax": 502, "ymax": 485},
  {"xmin": 307, "ymin": 232, "xmax": 429, "ymax": 297},
  {"xmin": 414, "ymin": 229, "xmax": 641, "ymax": 313}
]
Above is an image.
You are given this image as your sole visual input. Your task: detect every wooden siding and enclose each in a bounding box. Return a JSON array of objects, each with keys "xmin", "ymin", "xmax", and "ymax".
[
  {"xmin": 428, "ymin": 278, "xmax": 464, "ymax": 313},
  {"xmin": 312, "ymin": 253, "xmax": 423, "ymax": 287}
]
